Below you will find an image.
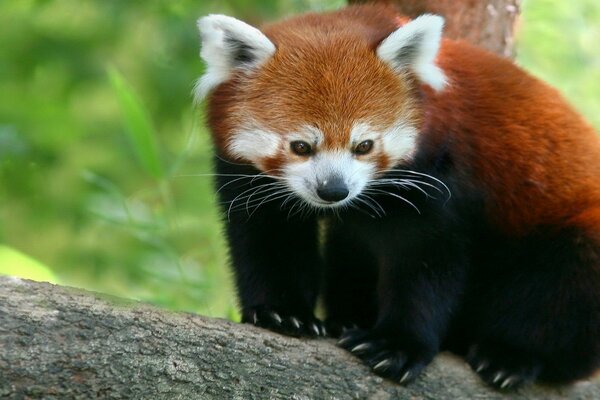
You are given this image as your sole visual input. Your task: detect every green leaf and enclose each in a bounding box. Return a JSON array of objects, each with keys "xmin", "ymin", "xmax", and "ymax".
[
  {"xmin": 0, "ymin": 245, "xmax": 59, "ymax": 284},
  {"xmin": 108, "ymin": 67, "xmax": 164, "ymax": 179}
]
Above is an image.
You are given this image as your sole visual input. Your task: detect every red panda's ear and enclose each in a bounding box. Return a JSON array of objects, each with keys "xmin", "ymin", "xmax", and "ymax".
[
  {"xmin": 194, "ymin": 15, "xmax": 276, "ymax": 102},
  {"xmin": 377, "ymin": 14, "xmax": 447, "ymax": 91}
]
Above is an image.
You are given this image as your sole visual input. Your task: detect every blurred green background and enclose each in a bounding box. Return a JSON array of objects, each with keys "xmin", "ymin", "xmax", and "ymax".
[{"xmin": 0, "ymin": 0, "xmax": 598, "ymax": 319}]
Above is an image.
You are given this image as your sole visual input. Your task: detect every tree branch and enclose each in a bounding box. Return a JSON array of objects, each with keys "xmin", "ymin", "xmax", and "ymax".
[{"xmin": 0, "ymin": 277, "xmax": 597, "ymax": 399}]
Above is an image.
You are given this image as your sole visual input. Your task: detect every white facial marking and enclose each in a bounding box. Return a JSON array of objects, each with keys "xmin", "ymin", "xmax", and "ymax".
[
  {"xmin": 350, "ymin": 122, "xmax": 375, "ymax": 144},
  {"xmin": 228, "ymin": 127, "xmax": 280, "ymax": 166},
  {"xmin": 195, "ymin": 15, "xmax": 276, "ymax": 101},
  {"xmin": 284, "ymin": 151, "xmax": 374, "ymax": 208},
  {"xmin": 281, "ymin": 121, "xmax": 419, "ymax": 209},
  {"xmin": 377, "ymin": 14, "xmax": 447, "ymax": 91},
  {"xmin": 350, "ymin": 121, "xmax": 418, "ymax": 164},
  {"xmin": 287, "ymin": 125, "xmax": 325, "ymax": 146},
  {"xmin": 382, "ymin": 123, "xmax": 418, "ymax": 164}
]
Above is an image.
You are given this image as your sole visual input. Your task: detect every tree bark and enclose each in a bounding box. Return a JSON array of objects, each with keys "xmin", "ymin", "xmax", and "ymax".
[
  {"xmin": 1, "ymin": 277, "xmax": 598, "ymax": 399},
  {"xmin": 349, "ymin": 0, "xmax": 520, "ymax": 57}
]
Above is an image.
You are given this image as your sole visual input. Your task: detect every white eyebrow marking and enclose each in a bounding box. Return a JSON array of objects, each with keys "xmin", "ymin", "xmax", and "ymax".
[
  {"xmin": 350, "ymin": 120, "xmax": 418, "ymax": 163},
  {"xmin": 287, "ymin": 125, "xmax": 324, "ymax": 145},
  {"xmin": 350, "ymin": 122, "xmax": 375, "ymax": 144},
  {"xmin": 382, "ymin": 122, "xmax": 418, "ymax": 163},
  {"xmin": 227, "ymin": 125, "xmax": 281, "ymax": 164}
]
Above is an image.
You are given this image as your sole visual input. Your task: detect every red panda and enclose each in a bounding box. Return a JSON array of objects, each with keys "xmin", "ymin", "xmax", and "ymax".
[{"xmin": 195, "ymin": 3, "xmax": 600, "ymax": 390}]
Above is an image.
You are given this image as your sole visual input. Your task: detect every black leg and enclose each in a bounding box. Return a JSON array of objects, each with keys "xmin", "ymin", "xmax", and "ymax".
[
  {"xmin": 215, "ymin": 157, "xmax": 324, "ymax": 337},
  {"xmin": 465, "ymin": 228, "xmax": 600, "ymax": 389},
  {"xmin": 323, "ymin": 221, "xmax": 378, "ymax": 337},
  {"xmin": 337, "ymin": 209, "xmax": 467, "ymax": 385}
]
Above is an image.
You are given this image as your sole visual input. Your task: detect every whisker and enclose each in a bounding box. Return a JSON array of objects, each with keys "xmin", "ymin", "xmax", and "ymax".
[
  {"xmin": 246, "ymin": 190, "xmax": 293, "ymax": 219},
  {"xmin": 398, "ymin": 181, "xmax": 434, "ymax": 198},
  {"xmin": 288, "ymin": 199, "xmax": 309, "ymax": 220},
  {"xmin": 176, "ymin": 173, "xmax": 260, "ymax": 178},
  {"xmin": 227, "ymin": 184, "xmax": 287, "ymax": 213},
  {"xmin": 287, "ymin": 199, "xmax": 300, "ymax": 219},
  {"xmin": 222, "ymin": 172, "xmax": 290, "ymax": 214},
  {"xmin": 370, "ymin": 179, "xmax": 437, "ymax": 199},
  {"xmin": 221, "ymin": 168, "xmax": 284, "ymax": 193},
  {"xmin": 356, "ymin": 193, "xmax": 384, "ymax": 217},
  {"xmin": 383, "ymin": 169, "xmax": 451, "ymax": 200},
  {"xmin": 177, "ymin": 168, "xmax": 284, "ymax": 193},
  {"xmin": 333, "ymin": 206, "xmax": 341, "ymax": 220},
  {"xmin": 374, "ymin": 178, "xmax": 444, "ymax": 194},
  {"xmin": 216, "ymin": 174, "xmax": 272, "ymax": 194},
  {"xmin": 354, "ymin": 195, "xmax": 383, "ymax": 218},
  {"xmin": 226, "ymin": 184, "xmax": 276, "ymax": 220},
  {"xmin": 361, "ymin": 194, "xmax": 386, "ymax": 217},
  {"xmin": 281, "ymin": 193, "xmax": 298, "ymax": 210},
  {"xmin": 250, "ymin": 168, "xmax": 284, "ymax": 183},
  {"xmin": 364, "ymin": 188, "xmax": 421, "ymax": 214},
  {"xmin": 350, "ymin": 197, "xmax": 378, "ymax": 218},
  {"xmin": 223, "ymin": 183, "xmax": 269, "ymax": 206},
  {"xmin": 244, "ymin": 182, "xmax": 287, "ymax": 211},
  {"xmin": 215, "ymin": 154, "xmax": 254, "ymax": 167}
]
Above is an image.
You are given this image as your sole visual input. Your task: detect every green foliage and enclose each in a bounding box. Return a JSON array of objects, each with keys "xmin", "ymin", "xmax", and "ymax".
[
  {"xmin": 518, "ymin": 0, "xmax": 600, "ymax": 128},
  {"xmin": 0, "ymin": 245, "xmax": 59, "ymax": 284},
  {"xmin": 108, "ymin": 67, "xmax": 164, "ymax": 180},
  {"xmin": 0, "ymin": 0, "xmax": 597, "ymax": 318}
]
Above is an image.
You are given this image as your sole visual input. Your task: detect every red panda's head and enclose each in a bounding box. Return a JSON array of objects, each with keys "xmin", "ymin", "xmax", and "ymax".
[{"xmin": 196, "ymin": 7, "xmax": 446, "ymax": 208}]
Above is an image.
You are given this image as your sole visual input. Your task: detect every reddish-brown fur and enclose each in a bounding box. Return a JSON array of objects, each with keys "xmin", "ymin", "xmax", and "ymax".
[
  {"xmin": 206, "ymin": 3, "xmax": 600, "ymax": 236},
  {"xmin": 427, "ymin": 42, "xmax": 600, "ymax": 235}
]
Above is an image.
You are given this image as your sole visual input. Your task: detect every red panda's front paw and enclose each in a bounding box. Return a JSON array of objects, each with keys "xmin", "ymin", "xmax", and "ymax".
[
  {"xmin": 241, "ymin": 305, "xmax": 326, "ymax": 338},
  {"xmin": 466, "ymin": 343, "xmax": 542, "ymax": 390},
  {"xmin": 337, "ymin": 328, "xmax": 435, "ymax": 385}
]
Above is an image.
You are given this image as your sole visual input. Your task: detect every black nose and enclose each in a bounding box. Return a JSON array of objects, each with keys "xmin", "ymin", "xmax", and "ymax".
[{"xmin": 316, "ymin": 176, "xmax": 349, "ymax": 202}]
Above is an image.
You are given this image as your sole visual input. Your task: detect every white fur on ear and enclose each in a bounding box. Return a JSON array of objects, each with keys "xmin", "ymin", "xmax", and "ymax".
[
  {"xmin": 194, "ymin": 15, "xmax": 276, "ymax": 102},
  {"xmin": 377, "ymin": 14, "xmax": 447, "ymax": 91}
]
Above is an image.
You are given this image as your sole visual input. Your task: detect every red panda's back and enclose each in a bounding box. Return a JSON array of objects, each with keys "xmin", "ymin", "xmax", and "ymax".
[{"xmin": 426, "ymin": 40, "xmax": 600, "ymax": 234}]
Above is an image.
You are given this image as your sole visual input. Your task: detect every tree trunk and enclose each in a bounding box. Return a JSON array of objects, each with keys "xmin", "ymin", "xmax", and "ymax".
[
  {"xmin": 1, "ymin": 277, "xmax": 598, "ymax": 399},
  {"xmin": 349, "ymin": 0, "xmax": 520, "ymax": 57}
]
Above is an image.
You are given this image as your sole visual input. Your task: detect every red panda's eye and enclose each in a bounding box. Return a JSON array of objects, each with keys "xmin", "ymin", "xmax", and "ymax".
[
  {"xmin": 354, "ymin": 140, "xmax": 374, "ymax": 155},
  {"xmin": 291, "ymin": 141, "xmax": 312, "ymax": 156}
]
